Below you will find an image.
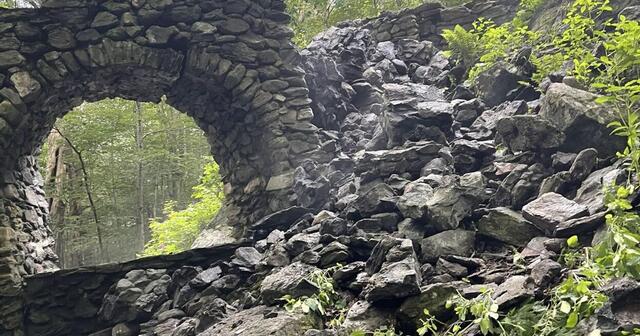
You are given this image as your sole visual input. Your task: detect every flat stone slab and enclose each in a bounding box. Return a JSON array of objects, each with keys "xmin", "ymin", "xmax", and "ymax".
[
  {"xmin": 522, "ymin": 192, "xmax": 589, "ymax": 235},
  {"xmin": 477, "ymin": 207, "xmax": 542, "ymax": 247}
]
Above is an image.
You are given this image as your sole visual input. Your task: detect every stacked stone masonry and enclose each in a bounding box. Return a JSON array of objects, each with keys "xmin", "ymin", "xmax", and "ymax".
[
  {"xmin": 0, "ymin": 0, "xmax": 324, "ymax": 333},
  {"xmin": 3, "ymin": 0, "xmax": 640, "ymax": 335}
]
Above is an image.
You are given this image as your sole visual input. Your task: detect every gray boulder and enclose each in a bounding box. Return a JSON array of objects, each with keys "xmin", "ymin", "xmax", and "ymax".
[
  {"xmin": 363, "ymin": 238, "xmax": 421, "ymax": 302},
  {"xmin": 420, "ymin": 229, "xmax": 476, "ymax": 262},
  {"xmin": 260, "ymin": 262, "xmax": 321, "ymax": 305},
  {"xmin": 579, "ymin": 277, "xmax": 640, "ymax": 334},
  {"xmin": 493, "ymin": 275, "xmax": 535, "ymax": 308},
  {"xmin": 539, "ymin": 83, "xmax": 625, "ymax": 157},
  {"xmin": 425, "ymin": 173, "xmax": 487, "ymax": 232},
  {"xmin": 522, "ymin": 192, "xmax": 589, "ymax": 235},
  {"xmin": 200, "ymin": 306, "xmax": 320, "ymax": 336},
  {"xmin": 354, "ymin": 141, "xmax": 444, "ymax": 179},
  {"xmin": 495, "ymin": 115, "xmax": 564, "ymax": 152},
  {"xmin": 251, "ymin": 206, "xmax": 312, "ymax": 241},
  {"xmin": 341, "ymin": 300, "xmax": 395, "ymax": 332},
  {"xmin": 574, "ymin": 163, "xmax": 625, "ymax": 214},
  {"xmin": 396, "ymin": 181, "xmax": 433, "ymax": 219},
  {"xmin": 474, "ymin": 62, "xmax": 526, "ymax": 107},
  {"xmin": 353, "ymin": 183, "xmax": 396, "ymax": 217},
  {"xmin": 397, "ymin": 282, "xmax": 463, "ymax": 331},
  {"xmin": 477, "ymin": 207, "xmax": 542, "ymax": 247}
]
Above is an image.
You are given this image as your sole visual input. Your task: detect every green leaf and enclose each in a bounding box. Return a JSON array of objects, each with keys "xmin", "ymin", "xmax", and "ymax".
[
  {"xmin": 560, "ymin": 300, "xmax": 572, "ymax": 314},
  {"xmin": 567, "ymin": 235, "xmax": 580, "ymax": 248},
  {"xmin": 566, "ymin": 311, "xmax": 579, "ymax": 328},
  {"xmin": 480, "ymin": 316, "xmax": 492, "ymax": 335}
]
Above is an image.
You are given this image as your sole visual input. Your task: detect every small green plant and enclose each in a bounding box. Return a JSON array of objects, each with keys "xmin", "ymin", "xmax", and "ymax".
[
  {"xmin": 442, "ymin": 287, "xmax": 514, "ymax": 335},
  {"xmin": 594, "ymin": 185, "xmax": 640, "ymax": 278},
  {"xmin": 416, "ymin": 309, "xmax": 440, "ymax": 335},
  {"xmin": 350, "ymin": 326, "xmax": 401, "ymax": 336},
  {"xmin": 281, "ymin": 265, "xmax": 347, "ymax": 326},
  {"xmin": 531, "ymin": 52, "xmax": 565, "ymax": 83},
  {"xmin": 513, "ymin": 0, "xmax": 548, "ymax": 24},
  {"xmin": 442, "ymin": 17, "xmax": 539, "ymax": 81},
  {"xmin": 441, "ymin": 24, "xmax": 484, "ymax": 68},
  {"xmin": 552, "ymin": 0, "xmax": 613, "ymax": 83},
  {"xmin": 533, "ymin": 238, "xmax": 609, "ymax": 335}
]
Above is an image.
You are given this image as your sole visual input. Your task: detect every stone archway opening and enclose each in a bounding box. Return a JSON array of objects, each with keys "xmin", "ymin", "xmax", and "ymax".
[
  {"xmin": 40, "ymin": 96, "xmax": 219, "ymax": 268},
  {"xmin": 0, "ymin": 0, "xmax": 323, "ymax": 333}
]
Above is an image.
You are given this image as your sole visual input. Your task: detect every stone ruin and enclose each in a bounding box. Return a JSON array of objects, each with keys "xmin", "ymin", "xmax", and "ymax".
[
  {"xmin": 0, "ymin": 0, "xmax": 324, "ymax": 332},
  {"xmin": 1, "ymin": 0, "xmax": 640, "ymax": 335}
]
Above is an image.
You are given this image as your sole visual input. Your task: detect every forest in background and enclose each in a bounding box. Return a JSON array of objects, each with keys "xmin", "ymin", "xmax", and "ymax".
[{"xmin": 40, "ymin": 99, "xmax": 220, "ymax": 267}]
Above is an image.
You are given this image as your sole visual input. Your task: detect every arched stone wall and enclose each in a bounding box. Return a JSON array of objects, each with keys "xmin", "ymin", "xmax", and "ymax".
[{"xmin": 0, "ymin": 0, "xmax": 322, "ymax": 333}]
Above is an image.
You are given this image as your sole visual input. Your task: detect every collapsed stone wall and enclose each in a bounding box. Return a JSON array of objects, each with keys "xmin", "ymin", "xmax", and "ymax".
[
  {"xmin": 9, "ymin": 0, "xmax": 640, "ymax": 335},
  {"xmin": 0, "ymin": 0, "xmax": 327, "ymax": 333},
  {"xmin": 361, "ymin": 0, "xmax": 518, "ymax": 46},
  {"xmin": 22, "ymin": 244, "xmax": 241, "ymax": 336}
]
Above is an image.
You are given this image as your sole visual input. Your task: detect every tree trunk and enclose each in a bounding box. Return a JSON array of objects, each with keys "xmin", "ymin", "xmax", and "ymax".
[
  {"xmin": 54, "ymin": 127, "xmax": 109, "ymax": 264},
  {"xmin": 135, "ymin": 101, "xmax": 146, "ymax": 252},
  {"xmin": 44, "ymin": 132, "xmax": 67, "ymax": 266}
]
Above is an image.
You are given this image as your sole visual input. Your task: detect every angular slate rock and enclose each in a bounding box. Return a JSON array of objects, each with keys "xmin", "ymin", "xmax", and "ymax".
[
  {"xmin": 260, "ymin": 262, "xmax": 320, "ymax": 305},
  {"xmin": 420, "ymin": 229, "xmax": 476, "ymax": 262},
  {"xmin": 477, "ymin": 207, "xmax": 542, "ymax": 247},
  {"xmin": 522, "ymin": 192, "xmax": 589, "ymax": 234},
  {"xmin": 251, "ymin": 207, "xmax": 312, "ymax": 240}
]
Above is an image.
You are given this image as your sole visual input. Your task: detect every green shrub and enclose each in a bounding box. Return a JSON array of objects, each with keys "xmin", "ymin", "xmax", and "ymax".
[{"xmin": 143, "ymin": 162, "xmax": 223, "ymax": 256}]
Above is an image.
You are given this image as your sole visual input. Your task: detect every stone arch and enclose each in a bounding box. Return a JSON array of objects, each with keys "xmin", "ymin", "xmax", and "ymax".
[{"xmin": 0, "ymin": 0, "xmax": 322, "ymax": 332}]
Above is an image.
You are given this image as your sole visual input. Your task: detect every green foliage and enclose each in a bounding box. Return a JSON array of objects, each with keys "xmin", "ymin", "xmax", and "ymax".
[
  {"xmin": 286, "ymin": 0, "xmax": 423, "ymax": 46},
  {"xmin": 551, "ymin": 0, "xmax": 612, "ymax": 82},
  {"xmin": 350, "ymin": 326, "xmax": 401, "ymax": 336},
  {"xmin": 500, "ymin": 301, "xmax": 547, "ymax": 336},
  {"xmin": 532, "ymin": 251, "xmax": 608, "ymax": 336},
  {"xmin": 143, "ymin": 161, "xmax": 223, "ymax": 256},
  {"xmin": 443, "ymin": 288, "xmax": 509, "ymax": 335},
  {"xmin": 440, "ymin": 24, "xmax": 483, "ymax": 68},
  {"xmin": 531, "ymin": 52, "xmax": 565, "ymax": 83},
  {"xmin": 441, "ymin": 0, "xmax": 543, "ymax": 80},
  {"xmin": 513, "ymin": 0, "xmax": 548, "ymax": 24},
  {"xmin": 440, "ymin": 0, "xmax": 636, "ymax": 86},
  {"xmin": 416, "ymin": 309, "xmax": 439, "ymax": 335},
  {"xmin": 468, "ymin": 20, "xmax": 539, "ymax": 80},
  {"xmin": 281, "ymin": 265, "xmax": 347, "ymax": 326},
  {"xmin": 371, "ymin": 327, "xmax": 401, "ymax": 336},
  {"xmin": 415, "ymin": 288, "xmax": 521, "ymax": 336},
  {"xmin": 593, "ymin": 185, "xmax": 640, "ymax": 278}
]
